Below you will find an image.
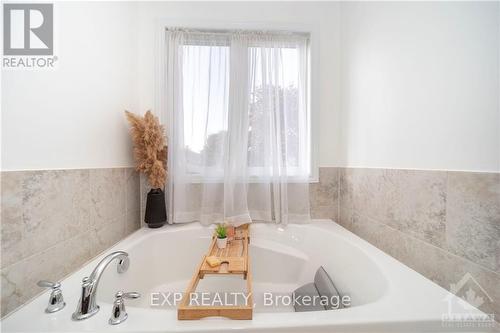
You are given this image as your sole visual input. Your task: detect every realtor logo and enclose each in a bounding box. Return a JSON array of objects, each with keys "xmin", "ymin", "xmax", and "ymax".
[
  {"xmin": 3, "ymin": 3, "xmax": 53, "ymax": 55},
  {"xmin": 447, "ymin": 272, "xmax": 493, "ymax": 311},
  {"xmin": 442, "ymin": 272, "xmax": 495, "ymax": 328}
]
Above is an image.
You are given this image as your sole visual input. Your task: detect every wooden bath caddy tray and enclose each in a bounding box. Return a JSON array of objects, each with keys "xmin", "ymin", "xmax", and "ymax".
[{"xmin": 178, "ymin": 224, "xmax": 253, "ymax": 320}]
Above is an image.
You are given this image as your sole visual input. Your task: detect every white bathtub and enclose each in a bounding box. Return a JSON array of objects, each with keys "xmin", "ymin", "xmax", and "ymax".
[{"xmin": 1, "ymin": 220, "xmax": 496, "ymax": 332}]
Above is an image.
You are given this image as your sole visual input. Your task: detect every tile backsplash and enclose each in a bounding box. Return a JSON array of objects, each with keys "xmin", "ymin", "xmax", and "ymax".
[
  {"xmin": 0, "ymin": 168, "xmax": 140, "ymax": 317},
  {"xmin": 309, "ymin": 167, "xmax": 340, "ymax": 221},
  {"xmin": 1, "ymin": 165, "xmax": 498, "ymax": 321},
  {"xmin": 139, "ymin": 168, "xmax": 342, "ymax": 226},
  {"xmin": 337, "ymin": 167, "xmax": 500, "ymax": 320}
]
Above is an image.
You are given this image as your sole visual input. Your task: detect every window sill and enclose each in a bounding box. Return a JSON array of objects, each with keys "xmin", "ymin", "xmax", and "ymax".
[{"xmin": 183, "ymin": 175, "xmax": 319, "ymax": 184}]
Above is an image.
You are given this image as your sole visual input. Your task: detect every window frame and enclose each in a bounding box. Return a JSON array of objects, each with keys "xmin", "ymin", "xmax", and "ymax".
[{"xmin": 156, "ymin": 19, "xmax": 320, "ymax": 183}]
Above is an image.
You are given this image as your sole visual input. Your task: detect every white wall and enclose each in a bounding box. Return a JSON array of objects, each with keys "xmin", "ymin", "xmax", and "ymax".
[
  {"xmin": 339, "ymin": 1, "xmax": 500, "ymax": 172},
  {"xmin": 3, "ymin": 2, "xmax": 499, "ymax": 172},
  {"xmin": 1, "ymin": 2, "xmax": 138, "ymax": 171},
  {"xmin": 2, "ymin": 1, "xmax": 342, "ymax": 171},
  {"xmin": 134, "ymin": 1, "xmax": 342, "ymax": 169}
]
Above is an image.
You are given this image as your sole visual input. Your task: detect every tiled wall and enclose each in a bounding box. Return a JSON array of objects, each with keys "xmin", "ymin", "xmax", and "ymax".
[
  {"xmin": 140, "ymin": 168, "xmax": 342, "ymax": 226},
  {"xmin": 0, "ymin": 168, "xmax": 141, "ymax": 317},
  {"xmin": 309, "ymin": 168, "xmax": 340, "ymax": 221},
  {"xmin": 2, "ymin": 165, "xmax": 498, "ymax": 320},
  {"xmin": 336, "ymin": 168, "xmax": 499, "ymax": 319}
]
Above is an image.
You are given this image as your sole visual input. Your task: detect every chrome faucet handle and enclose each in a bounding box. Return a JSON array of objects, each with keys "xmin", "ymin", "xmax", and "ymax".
[
  {"xmin": 37, "ymin": 280, "xmax": 66, "ymax": 313},
  {"xmin": 109, "ymin": 291, "xmax": 141, "ymax": 325}
]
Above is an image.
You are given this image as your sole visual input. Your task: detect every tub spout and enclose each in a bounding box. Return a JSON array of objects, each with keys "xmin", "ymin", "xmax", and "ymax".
[{"xmin": 72, "ymin": 251, "xmax": 129, "ymax": 321}]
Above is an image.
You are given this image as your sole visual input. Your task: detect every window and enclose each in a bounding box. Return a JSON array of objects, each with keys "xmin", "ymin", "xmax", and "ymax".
[
  {"xmin": 247, "ymin": 45, "xmax": 307, "ymax": 175},
  {"xmin": 170, "ymin": 30, "xmax": 310, "ymax": 180},
  {"xmin": 181, "ymin": 42, "xmax": 230, "ymax": 175}
]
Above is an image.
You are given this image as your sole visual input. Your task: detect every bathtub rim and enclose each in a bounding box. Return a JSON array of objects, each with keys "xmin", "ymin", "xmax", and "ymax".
[{"xmin": 1, "ymin": 220, "xmax": 495, "ymax": 333}]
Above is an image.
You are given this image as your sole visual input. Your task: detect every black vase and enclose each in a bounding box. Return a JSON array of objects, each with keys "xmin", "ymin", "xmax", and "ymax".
[{"xmin": 144, "ymin": 188, "xmax": 167, "ymax": 228}]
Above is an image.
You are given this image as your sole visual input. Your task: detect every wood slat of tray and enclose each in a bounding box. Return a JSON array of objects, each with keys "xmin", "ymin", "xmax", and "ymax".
[
  {"xmin": 200, "ymin": 230, "xmax": 248, "ymax": 275},
  {"xmin": 178, "ymin": 224, "xmax": 252, "ymax": 320},
  {"xmin": 198, "ymin": 224, "xmax": 249, "ymax": 275}
]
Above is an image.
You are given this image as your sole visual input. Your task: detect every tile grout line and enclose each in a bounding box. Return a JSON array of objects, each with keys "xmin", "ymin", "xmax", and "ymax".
[
  {"xmin": 356, "ymin": 211, "xmax": 500, "ymax": 279},
  {"xmin": 337, "ymin": 166, "xmax": 500, "ymax": 174},
  {"xmin": 337, "ymin": 167, "xmax": 341, "ymax": 223},
  {"xmin": 2, "ymin": 169, "xmax": 92, "ymax": 271},
  {"xmin": 0, "ymin": 168, "xmax": 142, "ymax": 318},
  {"xmin": 1, "ymin": 166, "xmax": 136, "ymax": 173},
  {"xmin": 0, "ymin": 226, "xmax": 93, "ymax": 273},
  {"xmin": 1, "ymin": 231, "xmax": 132, "ymax": 319},
  {"xmin": 1, "ymin": 169, "xmax": 137, "ymax": 272}
]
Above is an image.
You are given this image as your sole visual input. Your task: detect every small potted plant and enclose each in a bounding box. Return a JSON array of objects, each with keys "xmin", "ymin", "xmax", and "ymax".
[{"xmin": 215, "ymin": 224, "xmax": 228, "ymax": 249}]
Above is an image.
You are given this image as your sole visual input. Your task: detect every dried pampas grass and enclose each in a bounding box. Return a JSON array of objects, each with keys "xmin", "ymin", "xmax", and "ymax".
[{"xmin": 125, "ymin": 110, "xmax": 167, "ymax": 189}]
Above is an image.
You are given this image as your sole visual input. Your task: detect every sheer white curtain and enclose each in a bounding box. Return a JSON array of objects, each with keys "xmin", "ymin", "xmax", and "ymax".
[{"xmin": 165, "ymin": 29, "xmax": 310, "ymax": 226}]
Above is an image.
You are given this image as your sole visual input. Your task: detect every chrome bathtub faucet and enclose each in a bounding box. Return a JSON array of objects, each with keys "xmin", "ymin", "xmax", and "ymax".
[
  {"xmin": 109, "ymin": 291, "xmax": 141, "ymax": 325},
  {"xmin": 37, "ymin": 280, "xmax": 66, "ymax": 313},
  {"xmin": 72, "ymin": 251, "xmax": 130, "ymax": 321}
]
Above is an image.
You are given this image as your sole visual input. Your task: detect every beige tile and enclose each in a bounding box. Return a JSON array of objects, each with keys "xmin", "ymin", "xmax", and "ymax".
[
  {"xmin": 0, "ymin": 167, "xmax": 140, "ymax": 317},
  {"xmin": 139, "ymin": 174, "xmax": 150, "ymax": 227},
  {"xmin": 384, "ymin": 169, "xmax": 446, "ymax": 247},
  {"xmin": 400, "ymin": 231, "xmax": 500, "ymax": 320},
  {"xmin": 1, "ymin": 170, "xmax": 90, "ymax": 269},
  {"xmin": 319, "ymin": 167, "xmax": 339, "ymax": 189},
  {"xmin": 341, "ymin": 168, "xmax": 446, "ymax": 247},
  {"xmin": 89, "ymin": 217, "xmax": 126, "ymax": 257},
  {"xmin": 350, "ymin": 213, "xmax": 500, "ymax": 319},
  {"xmin": 125, "ymin": 168, "xmax": 140, "ymax": 216},
  {"xmin": 1, "ymin": 172, "xmax": 24, "ymax": 268},
  {"xmin": 309, "ymin": 167, "xmax": 339, "ymax": 221},
  {"xmin": 125, "ymin": 210, "xmax": 141, "ymax": 235},
  {"xmin": 1, "ymin": 274, "xmax": 18, "ymax": 318},
  {"xmin": 90, "ymin": 168, "xmax": 126, "ymax": 230},
  {"xmin": 350, "ymin": 213, "xmax": 408, "ymax": 261},
  {"xmin": 310, "ymin": 204, "xmax": 338, "ymax": 220},
  {"xmin": 309, "ymin": 168, "xmax": 338, "ymax": 206},
  {"xmin": 339, "ymin": 168, "xmax": 353, "ymax": 230},
  {"xmin": 446, "ymin": 172, "xmax": 500, "ymax": 273},
  {"xmin": 0, "ymin": 232, "xmax": 91, "ymax": 317}
]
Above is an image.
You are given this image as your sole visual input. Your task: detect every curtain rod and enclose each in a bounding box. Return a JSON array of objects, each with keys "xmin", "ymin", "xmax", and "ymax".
[{"xmin": 165, "ymin": 27, "xmax": 310, "ymax": 38}]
